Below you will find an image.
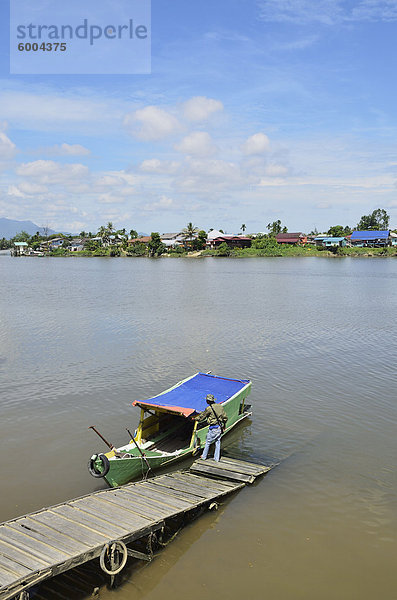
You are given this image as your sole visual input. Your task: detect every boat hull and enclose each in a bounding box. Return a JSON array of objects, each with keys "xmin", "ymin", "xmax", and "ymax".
[{"xmin": 103, "ymin": 407, "xmax": 252, "ymax": 487}]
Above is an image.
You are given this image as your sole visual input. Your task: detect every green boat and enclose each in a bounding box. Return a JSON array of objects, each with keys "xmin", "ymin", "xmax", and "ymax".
[{"xmin": 88, "ymin": 372, "xmax": 252, "ymax": 487}]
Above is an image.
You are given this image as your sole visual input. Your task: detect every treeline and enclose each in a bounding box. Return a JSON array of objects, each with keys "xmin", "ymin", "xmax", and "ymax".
[{"xmin": 2, "ymin": 208, "xmax": 394, "ymax": 252}]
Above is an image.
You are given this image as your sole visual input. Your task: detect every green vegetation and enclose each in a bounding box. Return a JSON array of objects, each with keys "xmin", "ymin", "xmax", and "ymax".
[
  {"xmin": 357, "ymin": 208, "xmax": 389, "ymax": 230},
  {"xmin": 148, "ymin": 232, "xmax": 165, "ymax": 257},
  {"xmin": 202, "ymin": 244, "xmax": 397, "ymax": 258},
  {"xmin": 327, "ymin": 225, "xmax": 352, "ymax": 237},
  {"xmin": 267, "ymin": 220, "xmax": 288, "ymax": 235}
]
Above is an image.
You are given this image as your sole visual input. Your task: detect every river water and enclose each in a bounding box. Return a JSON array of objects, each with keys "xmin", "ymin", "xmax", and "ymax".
[{"xmin": 0, "ymin": 255, "xmax": 396, "ymax": 599}]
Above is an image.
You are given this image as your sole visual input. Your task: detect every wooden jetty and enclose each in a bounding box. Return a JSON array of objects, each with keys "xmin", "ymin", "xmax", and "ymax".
[{"xmin": 0, "ymin": 457, "xmax": 271, "ymax": 600}]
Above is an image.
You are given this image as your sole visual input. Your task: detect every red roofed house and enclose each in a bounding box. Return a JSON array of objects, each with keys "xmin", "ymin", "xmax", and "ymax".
[
  {"xmin": 275, "ymin": 232, "xmax": 307, "ymax": 245},
  {"xmin": 127, "ymin": 236, "xmax": 151, "ymax": 246},
  {"xmin": 207, "ymin": 235, "xmax": 252, "ymax": 249}
]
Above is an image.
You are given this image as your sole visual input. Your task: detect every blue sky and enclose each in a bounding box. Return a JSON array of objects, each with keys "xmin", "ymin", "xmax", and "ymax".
[{"xmin": 1, "ymin": 0, "xmax": 397, "ymax": 234}]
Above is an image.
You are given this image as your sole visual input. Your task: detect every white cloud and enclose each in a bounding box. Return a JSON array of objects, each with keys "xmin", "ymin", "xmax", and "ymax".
[
  {"xmin": 43, "ymin": 143, "xmax": 91, "ymax": 156},
  {"xmin": 0, "ymin": 132, "xmax": 17, "ymax": 159},
  {"xmin": 258, "ymin": 0, "xmax": 397, "ymax": 24},
  {"xmin": 97, "ymin": 193, "xmax": 126, "ymax": 205},
  {"xmin": 8, "ymin": 182, "xmax": 48, "ymax": 197},
  {"xmin": 265, "ymin": 164, "xmax": 289, "ymax": 177},
  {"xmin": 95, "ymin": 172, "xmax": 136, "ymax": 189},
  {"xmin": 175, "ymin": 158, "xmax": 241, "ymax": 192},
  {"xmin": 352, "ymin": 0, "xmax": 397, "ymax": 21},
  {"xmin": 241, "ymin": 133, "xmax": 270, "ymax": 155},
  {"xmin": 143, "ymin": 195, "xmax": 175, "ymax": 212},
  {"xmin": 174, "ymin": 131, "xmax": 218, "ymax": 157},
  {"xmin": 16, "ymin": 160, "xmax": 89, "ymax": 185},
  {"xmin": 124, "ymin": 106, "xmax": 181, "ymax": 140},
  {"xmin": 0, "ymin": 88, "xmax": 124, "ymax": 133},
  {"xmin": 139, "ymin": 159, "xmax": 181, "ymax": 174},
  {"xmin": 182, "ymin": 96, "xmax": 224, "ymax": 122}
]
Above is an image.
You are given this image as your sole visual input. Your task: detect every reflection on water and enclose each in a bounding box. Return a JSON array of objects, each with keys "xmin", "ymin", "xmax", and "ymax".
[{"xmin": 0, "ymin": 256, "xmax": 396, "ymax": 599}]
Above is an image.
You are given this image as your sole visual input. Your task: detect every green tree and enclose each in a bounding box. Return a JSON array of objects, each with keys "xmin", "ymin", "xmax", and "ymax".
[
  {"xmin": 148, "ymin": 232, "xmax": 165, "ymax": 257},
  {"xmin": 85, "ymin": 238, "xmax": 101, "ymax": 251},
  {"xmin": 98, "ymin": 225, "xmax": 110, "ymax": 245},
  {"xmin": 12, "ymin": 230, "xmax": 30, "ymax": 243},
  {"xmin": 327, "ymin": 225, "xmax": 345, "ymax": 237},
  {"xmin": 216, "ymin": 242, "xmax": 231, "ymax": 256},
  {"xmin": 129, "ymin": 229, "xmax": 138, "ymax": 239},
  {"xmin": 127, "ymin": 242, "xmax": 146, "ymax": 256},
  {"xmin": 193, "ymin": 230, "xmax": 207, "ymax": 250},
  {"xmin": 267, "ymin": 220, "xmax": 287, "ymax": 235},
  {"xmin": 252, "ymin": 235, "xmax": 278, "ymax": 250},
  {"xmin": 181, "ymin": 222, "xmax": 199, "ymax": 247},
  {"xmin": 241, "ymin": 223, "xmax": 246, "ymax": 233},
  {"xmin": 357, "ymin": 209, "xmax": 390, "ymax": 230}
]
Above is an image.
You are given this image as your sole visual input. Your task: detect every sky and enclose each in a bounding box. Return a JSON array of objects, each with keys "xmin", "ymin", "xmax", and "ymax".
[{"xmin": 1, "ymin": 0, "xmax": 397, "ymax": 235}]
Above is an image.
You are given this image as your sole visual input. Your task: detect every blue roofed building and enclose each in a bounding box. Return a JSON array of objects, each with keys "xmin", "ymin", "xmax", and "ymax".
[
  {"xmin": 350, "ymin": 230, "xmax": 390, "ymax": 247},
  {"xmin": 315, "ymin": 236, "xmax": 347, "ymax": 248}
]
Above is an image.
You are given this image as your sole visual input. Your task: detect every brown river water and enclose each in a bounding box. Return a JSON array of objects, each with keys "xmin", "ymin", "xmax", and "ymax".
[{"xmin": 0, "ymin": 255, "xmax": 396, "ymax": 599}]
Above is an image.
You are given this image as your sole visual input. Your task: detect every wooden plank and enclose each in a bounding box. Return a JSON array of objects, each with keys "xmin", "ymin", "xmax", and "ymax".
[
  {"xmin": 29, "ymin": 512, "xmax": 109, "ymax": 546},
  {"xmin": 0, "ymin": 526, "xmax": 68, "ymax": 564},
  {"xmin": 198, "ymin": 458, "xmax": 267, "ymax": 476},
  {"xmin": 0, "ymin": 565, "xmax": 20, "ymax": 587},
  {"xmin": 219, "ymin": 460, "xmax": 270, "ymax": 476},
  {"xmin": 113, "ymin": 490, "xmax": 171, "ymax": 518},
  {"xmin": 50, "ymin": 505, "xmax": 129, "ymax": 538},
  {"xmin": 151, "ymin": 475, "xmax": 217, "ymax": 499},
  {"xmin": 0, "ymin": 552, "xmax": 32, "ymax": 579},
  {"xmin": 190, "ymin": 462, "xmax": 254, "ymax": 483},
  {"xmin": 0, "ymin": 569, "xmax": 52, "ymax": 600},
  {"xmin": 171, "ymin": 472, "xmax": 238, "ymax": 492},
  {"xmin": 0, "ymin": 539, "xmax": 49, "ymax": 571},
  {"xmin": 99, "ymin": 491, "xmax": 168, "ymax": 521},
  {"xmin": 74, "ymin": 496, "xmax": 153, "ymax": 529},
  {"xmin": 141, "ymin": 480, "xmax": 205, "ymax": 505},
  {"xmin": 191, "ymin": 464, "xmax": 254, "ymax": 483},
  {"xmin": 181, "ymin": 471, "xmax": 242, "ymax": 489},
  {"xmin": 134, "ymin": 484, "xmax": 194, "ymax": 510},
  {"xmin": 118, "ymin": 488, "xmax": 188, "ymax": 515},
  {"xmin": 8, "ymin": 519, "xmax": 90, "ymax": 554},
  {"xmin": 218, "ymin": 456, "xmax": 271, "ymax": 473}
]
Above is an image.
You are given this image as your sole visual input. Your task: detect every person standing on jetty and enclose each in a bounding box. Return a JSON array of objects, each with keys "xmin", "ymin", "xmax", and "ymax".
[{"xmin": 194, "ymin": 394, "xmax": 228, "ymax": 461}]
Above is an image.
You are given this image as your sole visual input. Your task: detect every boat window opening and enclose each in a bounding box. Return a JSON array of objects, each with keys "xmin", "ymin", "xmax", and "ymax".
[{"xmin": 134, "ymin": 412, "xmax": 196, "ymax": 453}]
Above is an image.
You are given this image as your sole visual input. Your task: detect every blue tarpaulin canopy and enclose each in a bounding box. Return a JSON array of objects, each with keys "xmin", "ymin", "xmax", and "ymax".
[{"xmin": 133, "ymin": 372, "xmax": 250, "ymax": 417}]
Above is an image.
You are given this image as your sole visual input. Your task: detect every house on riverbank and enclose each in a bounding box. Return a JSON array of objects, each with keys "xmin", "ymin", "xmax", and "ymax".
[
  {"xmin": 350, "ymin": 230, "xmax": 390, "ymax": 247},
  {"xmin": 316, "ymin": 236, "xmax": 347, "ymax": 248},
  {"xmin": 276, "ymin": 232, "xmax": 307, "ymax": 245},
  {"xmin": 207, "ymin": 235, "xmax": 252, "ymax": 249},
  {"xmin": 12, "ymin": 241, "xmax": 29, "ymax": 256}
]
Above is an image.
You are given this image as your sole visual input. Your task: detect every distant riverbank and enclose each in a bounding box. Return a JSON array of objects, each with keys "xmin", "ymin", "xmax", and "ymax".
[
  {"xmin": 6, "ymin": 246, "xmax": 397, "ymax": 259},
  {"xmin": 52, "ymin": 246, "xmax": 397, "ymax": 258}
]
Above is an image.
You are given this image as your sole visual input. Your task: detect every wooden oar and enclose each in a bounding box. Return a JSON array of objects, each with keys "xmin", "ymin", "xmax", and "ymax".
[{"xmin": 89, "ymin": 425, "xmax": 115, "ymax": 449}]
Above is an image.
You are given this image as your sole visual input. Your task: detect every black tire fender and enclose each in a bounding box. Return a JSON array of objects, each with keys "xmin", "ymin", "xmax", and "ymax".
[{"xmin": 88, "ymin": 453, "xmax": 110, "ymax": 478}]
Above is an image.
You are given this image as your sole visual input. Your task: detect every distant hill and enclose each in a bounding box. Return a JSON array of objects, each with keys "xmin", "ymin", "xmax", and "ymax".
[{"xmin": 0, "ymin": 218, "xmax": 63, "ymax": 239}]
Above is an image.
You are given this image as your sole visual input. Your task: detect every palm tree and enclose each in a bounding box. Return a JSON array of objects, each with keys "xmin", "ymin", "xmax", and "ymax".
[
  {"xmin": 181, "ymin": 222, "xmax": 199, "ymax": 248},
  {"xmin": 241, "ymin": 224, "xmax": 246, "ymax": 233},
  {"xmin": 98, "ymin": 225, "xmax": 109, "ymax": 246}
]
